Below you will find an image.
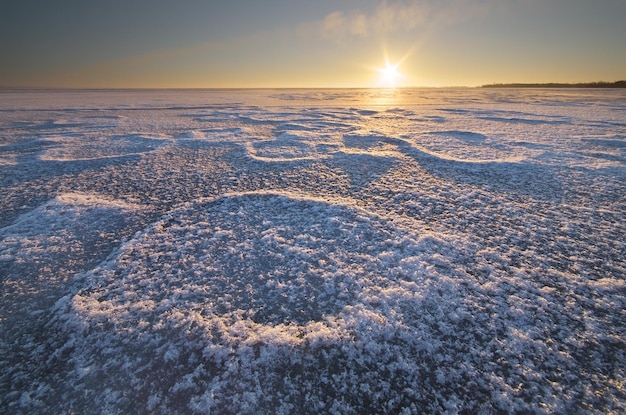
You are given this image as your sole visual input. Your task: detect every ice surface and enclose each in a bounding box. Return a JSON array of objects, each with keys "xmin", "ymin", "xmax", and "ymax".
[{"xmin": 1, "ymin": 88, "xmax": 625, "ymax": 414}]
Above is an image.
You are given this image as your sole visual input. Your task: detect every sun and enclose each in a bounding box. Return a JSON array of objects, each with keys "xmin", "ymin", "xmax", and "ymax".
[{"xmin": 377, "ymin": 60, "xmax": 402, "ymax": 88}]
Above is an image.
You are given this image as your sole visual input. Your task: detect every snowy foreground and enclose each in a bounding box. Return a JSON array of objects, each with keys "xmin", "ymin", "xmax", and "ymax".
[{"xmin": 1, "ymin": 88, "xmax": 624, "ymax": 414}]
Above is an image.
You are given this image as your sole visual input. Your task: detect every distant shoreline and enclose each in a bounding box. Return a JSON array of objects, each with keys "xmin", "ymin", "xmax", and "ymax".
[{"xmin": 481, "ymin": 81, "xmax": 626, "ymax": 88}]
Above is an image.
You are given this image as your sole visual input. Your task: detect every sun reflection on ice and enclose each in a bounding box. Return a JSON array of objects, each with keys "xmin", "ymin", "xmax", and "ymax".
[{"xmin": 366, "ymin": 88, "xmax": 402, "ymax": 107}]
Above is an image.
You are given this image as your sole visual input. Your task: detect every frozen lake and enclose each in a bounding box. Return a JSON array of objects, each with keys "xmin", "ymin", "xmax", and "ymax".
[{"xmin": 1, "ymin": 88, "xmax": 625, "ymax": 413}]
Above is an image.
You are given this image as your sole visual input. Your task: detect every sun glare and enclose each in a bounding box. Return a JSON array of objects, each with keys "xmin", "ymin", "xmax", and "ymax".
[{"xmin": 377, "ymin": 60, "xmax": 402, "ymax": 88}]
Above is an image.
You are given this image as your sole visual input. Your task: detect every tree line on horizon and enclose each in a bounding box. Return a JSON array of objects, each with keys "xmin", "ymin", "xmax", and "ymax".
[{"xmin": 481, "ymin": 80, "xmax": 626, "ymax": 88}]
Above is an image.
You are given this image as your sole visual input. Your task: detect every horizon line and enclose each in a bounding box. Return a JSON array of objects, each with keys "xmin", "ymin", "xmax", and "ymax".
[
  {"xmin": 0, "ymin": 85, "xmax": 472, "ymax": 91},
  {"xmin": 1, "ymin": 81, "xmax": 624, "ymax": 91}
]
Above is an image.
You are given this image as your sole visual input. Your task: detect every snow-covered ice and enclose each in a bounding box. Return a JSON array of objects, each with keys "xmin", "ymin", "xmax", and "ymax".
[{"xmin": 1, "ymin": 88, "xmax": 625, "ymax": 414}]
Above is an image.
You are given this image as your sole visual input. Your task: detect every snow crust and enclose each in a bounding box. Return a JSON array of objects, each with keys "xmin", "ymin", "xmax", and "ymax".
[{"xmin": 1, "ymin": 88, "xmax": 625, "ymax": 414}]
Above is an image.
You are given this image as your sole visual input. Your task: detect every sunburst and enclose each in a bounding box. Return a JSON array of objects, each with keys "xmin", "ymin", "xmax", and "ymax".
[{"xmin": 376, "ymin": 58, "xmax": 405, "ymax": 88}]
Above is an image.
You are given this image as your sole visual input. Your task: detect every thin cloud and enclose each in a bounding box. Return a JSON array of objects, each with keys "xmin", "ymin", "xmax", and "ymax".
[
  {"xmin": 300, "ymin": 0, "xmax": 489, "ymax": 42},
  {"xmin": 318, "ymin": 10, "xmax": 370, "ymax": 40}
]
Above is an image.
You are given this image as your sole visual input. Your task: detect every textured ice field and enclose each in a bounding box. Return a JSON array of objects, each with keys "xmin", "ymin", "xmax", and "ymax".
[{"xmin": 1, "ymin": 88, "xmax": 625, "ymax": 414}]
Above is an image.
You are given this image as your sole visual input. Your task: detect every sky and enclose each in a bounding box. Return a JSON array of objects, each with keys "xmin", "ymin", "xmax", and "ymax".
[{"xmin": 1, "ymin": 0, "xmax": 624, "ymax": 88}]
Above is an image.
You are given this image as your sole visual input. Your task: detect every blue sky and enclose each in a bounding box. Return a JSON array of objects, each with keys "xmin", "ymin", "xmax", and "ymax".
[{"xmin": 1, "ymin": 0, "xmax": 624, "ymax": 87}]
